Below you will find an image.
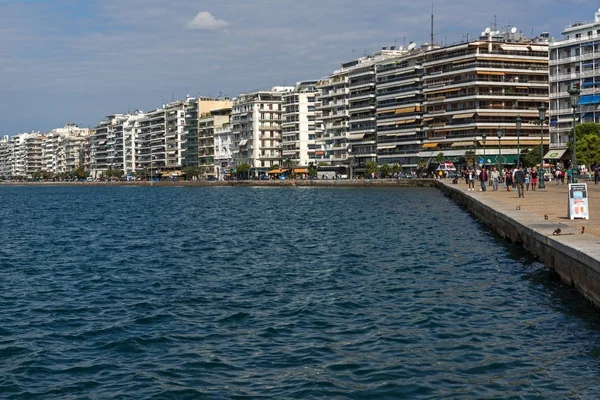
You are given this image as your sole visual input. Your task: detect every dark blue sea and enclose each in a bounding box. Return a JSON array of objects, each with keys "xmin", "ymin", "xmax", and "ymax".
[{"xmin": 1, "ymin": 185, "xmax": 600, "ymax": 399}]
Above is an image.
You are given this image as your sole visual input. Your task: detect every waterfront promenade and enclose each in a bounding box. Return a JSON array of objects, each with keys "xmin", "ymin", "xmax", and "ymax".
[{"xmin": 444, "ymin": 178, "xmax": 600, "ymax": 237}]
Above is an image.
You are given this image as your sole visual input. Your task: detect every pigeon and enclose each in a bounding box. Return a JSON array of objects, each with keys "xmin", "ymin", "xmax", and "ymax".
[
  {"xmin": 553, "ymin": 228, "xmax": 562, "ymax": 236},
  {"xmin": 581, "ymin": 226, "xmax": 585, "ymax": 234},
  {"xmin": 544, "ymin": 215, "xmax": 549, "ymax": 220}
]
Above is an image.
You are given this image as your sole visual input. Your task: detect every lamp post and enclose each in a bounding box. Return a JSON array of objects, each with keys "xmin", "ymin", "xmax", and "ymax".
[
  {"xmin": 568, "ymin": 84, "xmax": 581, "ymax": 183},
  {"xmin": 482, "ymin": 133, "xmax": 487, "ymax": 163},
  {"xmin": 496, "ymin": 126, "xmax": 503, "ymax": 173},
  {"xmin": 515, "ymin": 115, "xmax": 521, "ymax": 167},
  {"xmin": 538, "ymin": 104, "xmax": 546, "ymax": 189}
]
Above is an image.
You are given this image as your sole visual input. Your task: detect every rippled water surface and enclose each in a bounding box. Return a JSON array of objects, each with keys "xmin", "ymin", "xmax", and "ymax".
[{"xmin": 2, "ymin": 185, "xmax": 600, "ymax": 399}]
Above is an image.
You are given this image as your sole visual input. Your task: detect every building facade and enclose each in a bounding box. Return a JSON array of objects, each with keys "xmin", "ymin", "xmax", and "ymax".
[
  {"xmin": 231, "ymin": 87, "xmax": 292, "ymax": 176},
  {"xmin": 282, "ymin": 81, "xmax": 320, "ymax": 167},
  {"xmin": 198, "ymin": 107, "xmax": 232, "ymax": 177},
  {"xmin": 421, "ymin": 34, "xmax": 550, "ymax": 168},
  {"xmin": 549, "ymin": 8, "xmax": 600, "ymax": 160}
]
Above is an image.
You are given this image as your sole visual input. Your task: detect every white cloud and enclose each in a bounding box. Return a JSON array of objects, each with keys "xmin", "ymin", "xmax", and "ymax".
[{"xmin": 186, "ymin": 11, "xmax": 229, "ymax": 30}]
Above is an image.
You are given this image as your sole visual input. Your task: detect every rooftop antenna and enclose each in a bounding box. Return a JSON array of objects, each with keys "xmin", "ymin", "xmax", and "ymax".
[
  {"xmin": 430, "ymin": 1, "xmax": 434, "ymax": 46},
  {"xmin": 493, "ymin": 15, "xmax": 497, "ymax": 32}
]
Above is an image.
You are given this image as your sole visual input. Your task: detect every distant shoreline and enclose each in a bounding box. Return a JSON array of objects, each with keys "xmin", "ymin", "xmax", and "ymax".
[{"xmin": 0, "ymin": 179, "xmax": 436, "ymax": 188}]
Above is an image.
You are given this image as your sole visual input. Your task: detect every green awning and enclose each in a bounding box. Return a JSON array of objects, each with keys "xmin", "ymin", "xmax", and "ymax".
[{"xmin": 491, "ymin": 154, "xmax": 519, "ymax": 165}]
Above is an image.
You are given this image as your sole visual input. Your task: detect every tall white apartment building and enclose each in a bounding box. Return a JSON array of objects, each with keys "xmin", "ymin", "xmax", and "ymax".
[
  {"xmin": 231, "ymin": 87, "xmax": 292, "ymax": 176},
  {"xmin": 316, "ymin": 68, "xmax": 349, "ymax": 165},
  {"xmin": 549, "ymin": 8, "xmax": 600, "ymax": 158},
  {"xmin": 42, "ymin": 124, "xmax": 91, "ymax": 174},
  {"xmin": 11, "ymin": 132, "xmax": 46, "ymax": 178},
  {"xmin": 0, "ymin": 135, "xmax": 11, "ymax": 178},
  {"xmin": 317, "ymin": 49, "xmax": 406, "ymax": 173},
  {"xmin": 214, "ymin": 122, "xmax": 233, "ymax": 180},
  {"xmin": 375, "ymin": 50, "xmax": 425, "ymax": 168},
  {"xmin": 282, "ymin": 81, "xmax": 320, "ymax": 167}
]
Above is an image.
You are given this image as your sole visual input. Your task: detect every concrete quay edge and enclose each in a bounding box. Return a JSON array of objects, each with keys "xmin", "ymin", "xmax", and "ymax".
[{"xmin": 435, "ymin": 181, "xmax": 600, "ymax": 307}]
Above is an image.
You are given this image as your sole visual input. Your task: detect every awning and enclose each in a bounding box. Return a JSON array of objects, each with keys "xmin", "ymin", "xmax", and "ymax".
[
  {"xmin": 543, "ymin": 149, "xmax": 567, "ymax": 159},
  {"xmin": 396, "ymin": 119, "xmax": 416, "ymax": 125},
  {"xmin": 268, "ymin": 169, "xmax": 286, "ymax": 174},
  {"xmin": 395, "ymin": 106, "xmax": 415, "ymax": 114},
  {"xmin": 379, "ymin": 144, "xmax": 397, "ymax": 149},
  {"xmin": 529, "ymin": 45, "xmax": 547, "ymax": 52},
  {"xmin": 478, "ymin": 139, "xmax": 549, "ymax": 146},
  {"xmin": 477, "ymin": 71, "xmax": 505, "ymax": 76},
  {"xmin": 348, "ymin": 133, "xmax": 366, "ymax": 140},
  {"xmin": 452, "ymin": 112, "xmax": 475, "ymax": 120},
  {"xmin": 476, "ymin": 112, "xmax": 503, "ymax": 117},
  {"xmin": 426, "ymin": 88, "xmax": 460, "ymax": 95},
  {"xmin": 293, "ymin": 168, "xmax": 309, "ymax": 174},
  {"xmin": 422, "ymin": 142, "xmax": 439, "ymax": 149},
  {"xmin": 238, "ymin": 139, "xmax": 248, "ymax": 146},
  {"xmin": 377, "ymin": 121, "xmax": 397, "ymax": 127},
  {"xmin": 451, "ymin": 141, "xmax": 475, "ymax": 147},
  {"xmin": 578, "ymin": 95, "xmax": 600, "ymax": 105},
  {"xmin": 422, "ymin": 117, "xmax": 434, "ymax": 122},
  {"xmin": 501, "ymin": 45, "xmax": 529, "ymax": 51}
]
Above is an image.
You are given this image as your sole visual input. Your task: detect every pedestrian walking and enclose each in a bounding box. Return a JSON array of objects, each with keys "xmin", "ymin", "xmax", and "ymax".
[
  {"xmin": 491, "ymin": 167, "xmax": 500, "ymax": 191},
  {"xmin": 480, "ymin": 168, "xmax": 488, "ymax": 192},
  {"xmin": 505, "ymin": 168, "xmax": 513, "ymax": 191},
  {"xmin": 531, "ymin": 168, "xmax": 538, "ymax": 191},
  {"xmin": 525, "ymin": 171, "xmax": 530, "ymax": 191},
  {"xmin": 468, "ymin": 169, "xmax": 475, "ymax": 191},
  {"xmin": 514, "ymin": 166, "xmax": 526, "ymax": 198}
]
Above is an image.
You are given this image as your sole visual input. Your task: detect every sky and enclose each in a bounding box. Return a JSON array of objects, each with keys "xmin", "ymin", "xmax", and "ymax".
[{"xmin": 0, "ymin": 0, "xmax": 596, "ymax": 135}]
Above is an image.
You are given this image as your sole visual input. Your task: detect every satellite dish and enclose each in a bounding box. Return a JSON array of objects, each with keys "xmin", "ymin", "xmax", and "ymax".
[
  {"xmin": 511, "ymin": 27, "xmax": 518, "ymax": 34},
  {"xmin": 399, "ymin": 46, "xmax": 405, "ymax": 51},
  {"xmin": 407, "ymin": 42, "xmax": 417, "ymax": 51},
  {"xmin": 481, "ymin": 31, "xmax": 486, "ymax": 37},
  {"xmin": 485, "ymin": 27, "xmax": 491, "ymax": 34},
  {"xmin": 495, "ymin": 30, "xmax": 500, "ymax": 35}
]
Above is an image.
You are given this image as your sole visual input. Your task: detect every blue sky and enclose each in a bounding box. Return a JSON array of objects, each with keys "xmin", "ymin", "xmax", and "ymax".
[{"xmin": 0, "ymin": 0, "xmax": 596, "ymax": 135}]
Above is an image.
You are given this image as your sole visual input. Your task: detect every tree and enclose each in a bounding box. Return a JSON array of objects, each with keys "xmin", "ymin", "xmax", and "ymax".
[
  {"xmin": 283, "ymin": 158, "xmax": 294, "ymax": 178},
  {"xmin": 435, "ymin": 152, "xmax": 445, "ymax": 164},
  {"xmin": 269, "ymin": 164, "xmax": 280, "ymax": 171},
  {"xmin": 236, "ymin": 163, "xmax": 250, "ymax": 179},
  {"xmin": 74, "ymin": 166, "xmax": 89, "ymax": 179},
  {"xmin": 576, "ymin": 134, "xmax": 600, "ymax": 167},
  {"xmin": 418, "ymin": 159, "xmax": 427, "ymax": 170},
  {"xmin": 379, "ymin": 163, "xmax": 392, "ymax": 178},
  {"xmin": 392, "ymin": 163, "xmax": 403, "ymax": 175},
  {"xmin": 364, "ymin": 161, "xmax": 378, "ymax": 176},
  {"xmin": 523, "ymin": 147, "xmax": 543, "ymax": 168},
  {"xmin": 182, "ymin": 166, "xmax": 199, "ymax": 180},
  {"xmin": 463, "ymin": 150, "xmax": 476, "ymax": 168},
  {"xmin": 308, "ymin": 162, "xmax": 317, "ymax": 177}
]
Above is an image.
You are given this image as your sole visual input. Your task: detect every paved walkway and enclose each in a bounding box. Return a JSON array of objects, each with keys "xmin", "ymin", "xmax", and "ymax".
[{"xmin": 445, "ymin": 177, "xmax": 600, "ymax": 237}]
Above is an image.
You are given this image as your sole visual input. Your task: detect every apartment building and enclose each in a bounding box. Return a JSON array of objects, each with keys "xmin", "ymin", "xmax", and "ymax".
[
  {"xmin": 231, "ymin": 87, "xmax": 292, "ymax": 176},
  {"xmin": 421, "ymin": 33, "xmax": 550, "ymax": 167},
  {"xmin": 0, "ymin": 135, "xmax": 11, "ymax": 177},
  {"xmin": 198, "ymin": 106, "xmax": 232, "ymax": 177},
  {"xmin": 214, "ymin": 122, "xmax": 233, "ymax": 180},
  {"xmin": 549, "ymin": 8, "xmax": 600, "ymax": 159},
  {"xmin": 281, "ymin": 81, "xmax": 320, "ymax": 167},
  {"xmin": 375, "ymin": 51, "xmax": 426, "ymax": 168},
  {"xmin": 42, "ymin": 124, "xmax": 91, "ymax": 174},
  {"xmin": 183, "ymin": 97, "xmax": 234, "ymax": 170},
  {"xmin": 317, "ymin": 49, "xmax": 406, "ymax": 174},
  {"xmin": 316, "ymin": 68, "xmax": 349, "ymax": 166},
  {"xmin": 11, "ymin": 132, "xmax": 45, "ymax": 178}
]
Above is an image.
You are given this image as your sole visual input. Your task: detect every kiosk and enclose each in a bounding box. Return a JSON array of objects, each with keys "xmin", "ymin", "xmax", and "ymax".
[{"xmin": 568, "ymin": 183, "xmax": 590, "ymax": 220}]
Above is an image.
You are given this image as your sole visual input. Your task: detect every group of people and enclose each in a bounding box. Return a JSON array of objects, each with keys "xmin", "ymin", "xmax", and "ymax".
[{"xmin": 460, "ymin": 166, "xmax": 542, "ymax": 198}]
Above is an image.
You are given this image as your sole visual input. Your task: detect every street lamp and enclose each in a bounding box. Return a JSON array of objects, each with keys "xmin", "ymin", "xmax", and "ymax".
[
  {"xmin": 496, "ymin": 126, "xmax": 503, "ymax": 173},
  {"xmin": 568, "ymin": 84, "xmax": 581, "ymax": 183},
  {"xmin": 538, "ymin": 104, "xmax": 546, "ymax": 189},
  {"xmin": 515, "ymin": 115, "xmax": 521, "ymax": 167},
  {"xmin": 482, "ymin": 133, "xmax": 487, "ymax": 162}
]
